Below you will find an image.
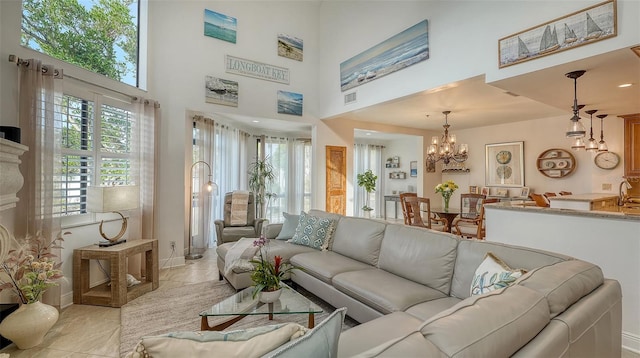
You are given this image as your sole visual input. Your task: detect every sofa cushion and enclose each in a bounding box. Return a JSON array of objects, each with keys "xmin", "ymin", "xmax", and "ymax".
[
  {"xmin": 451, "ymin": 240, "xmax": 570, "ymax": 300},
  {"xmin": 329, "ymin": 216, "xmax": 386, "ymax": 266},
  {"xmin": 349, "ymin": 332, "xmax": 443, "ymax": 358},
  {"xmin": 337, "ymin": 311, "xmax": 423, "ymax": 358},
  {"xmin": 290, "ymin": 251, "xmax": 373, "ymax": 285},
  {"xmin": 289, "ymin": 211, "xmax": 337, "ymax": 250},
  {"xmin": 217, "ymin": 240, "xmax": 317, "ymax": 274},
  {"xmin": 125, "ymin": 323, "xmax": 305, "ymax": 358},
  {"xmin": 378, "ymin": 224, "xmax": 458, "ymax": 294},
  {"xmin": 420, "ymin": 285, "xmax": 550, "ymax": 357},
  {"xmin": 516, "ymin": 259, "xmax": 604, "ymax": 318},
  {"xmin": 471, "ymin": 252, "xmax": 526, "ymax": 296},
  {"xmin": 263, "ymin": 307, "xmax": 346, "ymax": 358},
  {"xmin": 404, "ymin": 296, "xmax": 462, "ymax": 321},
  {"xmin": 332, "ymin": 268, "xmax": 447, "ymax": 314},
  {"xmin": 276, "ymin": 212, "xmax": 300, "ymax": 240}
]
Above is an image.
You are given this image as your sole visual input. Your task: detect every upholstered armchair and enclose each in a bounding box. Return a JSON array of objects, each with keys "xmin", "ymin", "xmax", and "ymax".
[{"xmin": 214, "ymin": 191, "xmax": 267, "ymax": 246}]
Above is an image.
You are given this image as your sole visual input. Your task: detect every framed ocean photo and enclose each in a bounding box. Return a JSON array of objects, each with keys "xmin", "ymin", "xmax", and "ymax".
[
  {"xmin": 340, "ymin": 19, "xmax": 429, "ymax": 92},
  {"xmin": 278, "ymin": 33, "xmax": 303, "ymax": 61},
  {"xmin": 277, "ymin": 91, "xmax": 303, "ymax": 116},
  {"xmin": 204, "ymin": 9, "xmax": 237, "ymax": 44},
  {"xmin": 205, "ymin": 76, "xmax": 238, "ymax": 107}
]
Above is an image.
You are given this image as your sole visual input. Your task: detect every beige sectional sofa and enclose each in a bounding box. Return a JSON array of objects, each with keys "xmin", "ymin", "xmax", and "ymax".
[{"xmin": 216, "ymin": 210, "xmax": 622, "ymax": 357}]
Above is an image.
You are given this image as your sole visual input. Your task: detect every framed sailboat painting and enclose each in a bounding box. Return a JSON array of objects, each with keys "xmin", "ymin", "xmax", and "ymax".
[{"xmin": 498, "ymin": 0, "xmax": 616, "ymax": 68}]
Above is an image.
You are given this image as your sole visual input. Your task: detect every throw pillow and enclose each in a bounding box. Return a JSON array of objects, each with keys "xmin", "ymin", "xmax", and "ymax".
[
  {"xmin": 276, "ymin": 212, "xmax": 301, "ymax": 240},
  {"xmin": 125, "ymin": 323, "xmax": 306, "ymax": 358},
  {"xmin": 470, "ymin": 252, "xmax": 526, "ymax": 296},
  {"xmin": 264, "ymin": 307, "xmax": 346, "ymax": 358},
  {"xmin": 288, "ymin": 211, "xmax": 336, "ymax": 250}
]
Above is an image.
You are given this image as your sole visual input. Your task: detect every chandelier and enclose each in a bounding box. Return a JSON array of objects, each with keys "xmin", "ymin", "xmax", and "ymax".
[{"xmin": 426, "ymin": 111, "xmax": 468, "ymax": 165}]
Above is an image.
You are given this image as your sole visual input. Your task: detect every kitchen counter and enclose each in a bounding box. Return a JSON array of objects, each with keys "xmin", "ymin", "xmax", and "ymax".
[
  {"xmin": 548, "ymin": 193, "xmax": 618, "ymax": 211},
  {"xmin": 486, "ymin": 201, "xmax": 640, "ymax": 221}
]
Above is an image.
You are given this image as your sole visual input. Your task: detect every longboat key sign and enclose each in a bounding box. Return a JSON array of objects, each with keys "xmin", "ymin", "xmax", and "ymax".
[{"xmin": 225, "ymin": 55, "xmax": 290, "ymax": 84}]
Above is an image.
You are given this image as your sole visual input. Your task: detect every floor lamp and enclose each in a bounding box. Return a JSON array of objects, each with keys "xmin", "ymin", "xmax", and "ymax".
[{"xmin": 187, "ymin": 160, "xmax": 216, "ymax": 260}]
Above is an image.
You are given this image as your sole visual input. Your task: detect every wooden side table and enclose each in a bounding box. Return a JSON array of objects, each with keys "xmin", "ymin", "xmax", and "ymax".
[{"xmin": 73, "ymin": 239, "xmax": 158, "ymax": 307}]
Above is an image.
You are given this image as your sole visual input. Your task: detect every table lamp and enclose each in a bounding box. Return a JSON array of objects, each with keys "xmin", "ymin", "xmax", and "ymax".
[{"xmin": 87, "ymin": 185, "xmax": 139, "ymax": 247}]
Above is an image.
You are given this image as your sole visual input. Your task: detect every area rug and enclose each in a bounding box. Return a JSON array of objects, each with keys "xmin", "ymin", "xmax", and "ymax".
[{"xmin": 119, "ymin": 280, "xmax": 354, "ymax": 357}]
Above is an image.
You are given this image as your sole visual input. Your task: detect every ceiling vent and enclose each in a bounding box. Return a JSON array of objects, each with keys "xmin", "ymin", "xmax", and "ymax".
[{"xmin": 344, "ymin": 92, "xmax": 357, "ymax": 104}]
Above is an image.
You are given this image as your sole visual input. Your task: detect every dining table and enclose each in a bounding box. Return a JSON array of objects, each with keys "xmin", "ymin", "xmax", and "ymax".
[{"xmin": 429, "ymin": 207, "xmax": 460, "ymax": 233}]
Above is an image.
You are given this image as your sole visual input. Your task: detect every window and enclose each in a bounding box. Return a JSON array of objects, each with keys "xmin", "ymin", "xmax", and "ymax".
[
  {"xmin": 21, "ymin": 0, "xmax": 141, "ymax": 87},
  {"xmin": 54, "ymin": 93, "xmax": 135, "ymax": 217}
]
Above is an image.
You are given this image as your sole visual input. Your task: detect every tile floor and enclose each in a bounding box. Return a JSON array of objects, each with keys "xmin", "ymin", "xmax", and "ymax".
[{"xmin": 1, "ymin": 247, "xmax": 638, "ymax": 358}]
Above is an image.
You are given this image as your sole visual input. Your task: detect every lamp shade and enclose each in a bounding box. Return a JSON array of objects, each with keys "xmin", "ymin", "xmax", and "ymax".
[{"xmin": 87, "ymin": 185, "xmax": 139, "ymax": 213}]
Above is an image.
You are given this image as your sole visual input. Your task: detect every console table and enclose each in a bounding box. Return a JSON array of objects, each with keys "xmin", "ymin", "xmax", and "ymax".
[
  {"xmin": 384, "ymin": 195, "xmax": 401, "ymax": 220},
  {"xmin": 73, "ymin": 239, "xmax": 158, "ymax": 307}
]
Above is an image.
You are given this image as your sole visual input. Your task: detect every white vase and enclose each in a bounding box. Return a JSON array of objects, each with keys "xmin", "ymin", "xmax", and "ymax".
[
  {"xmin": 0, "ymin": 301, "xmax": 59, "ymax": 349},
  {"xmin": 259, "ymin": 288, "xmax": 282, "ymax": 303}
]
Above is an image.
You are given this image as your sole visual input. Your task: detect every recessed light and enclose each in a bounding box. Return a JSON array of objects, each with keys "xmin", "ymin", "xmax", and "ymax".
[
  {"xmin": 366, "ymin": 132, "xmax": 372, "ymax": 136},
  {"xmin": 618, "ymin": 83, "xmax": 633, "ymax": 88},
  {"xmin": 252, "ymin": 120, "xmax": 260, "ymax": 123}
]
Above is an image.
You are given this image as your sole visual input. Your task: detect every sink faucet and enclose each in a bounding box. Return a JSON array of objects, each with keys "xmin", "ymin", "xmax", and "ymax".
[{"xmin": 619, "ymin": 179, "xmax": 632, "ymax": 206}]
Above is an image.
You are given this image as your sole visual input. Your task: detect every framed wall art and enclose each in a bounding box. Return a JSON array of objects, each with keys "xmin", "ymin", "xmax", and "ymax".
[
  {"xmin": 204, "ymin": 9, "xmax": 237, "ymax": 44},
  {"xmin": 278, "ymin": 33, "xmax": 303, "ymax": 61},
  {"xmin": 498, "ymin": 0, "xmax": 616, "ymax": 68},
  {"xmin": 410, "ymin": 161, "xmax": 417, "ymax": 177},
  {"xmin": 205, "ymin": 76, "xmax": 238, "ymax": 107},
  {"xmin": 485, "ymin": 141, "xmax": 524, "ymax": 187},
  {"xmin": 277, "ymin": 90, "xmax": 303, "ymax": 116}
]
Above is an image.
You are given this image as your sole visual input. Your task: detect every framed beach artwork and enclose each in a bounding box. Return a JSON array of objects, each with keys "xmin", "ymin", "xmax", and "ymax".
[
  {"xmin": 498, "ymin": 0, "xmax": 616, "ymax": 68},
  {"xmin": 485, "ymin": 141, "xmax": 524, "ymax": 187},
  {"xmin": 340, "ymin": 19, "xmax": 429, "ymax": 92},
  {"xmin": 410, "ymin": 161, "xmax": 417, "ymax": 177},
  {"xmin": 278, "ymin": 33, "xmax": 303, "ymax": 61},
  {"xmin": 277, "ymin": 91, "xmax": 303, "ymax": 116},
  {"xmin": 520, "ymin": 187, "xmax": 531, "ymax": 198},
  {"xmin": 205, "ymin": 76, "xmax": 238, "ymax": 107},
  {"xmin": 204, "ymin": 9, "xmax": 237, "ymax": 44}
]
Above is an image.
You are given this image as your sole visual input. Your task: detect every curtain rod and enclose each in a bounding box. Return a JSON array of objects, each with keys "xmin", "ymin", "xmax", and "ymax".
[{"xmin": 8, "ymin": 54, "xmax": 157, "ymax": 106}]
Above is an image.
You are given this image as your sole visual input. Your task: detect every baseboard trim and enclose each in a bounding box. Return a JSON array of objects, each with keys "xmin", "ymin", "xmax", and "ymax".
[
  {"xmin": 61, "ymin": 291, "xmax": 73, "ymax": 309},
  {"xmin": 623, "ymin": 331, "xmax": 640, "ymax": 354}
]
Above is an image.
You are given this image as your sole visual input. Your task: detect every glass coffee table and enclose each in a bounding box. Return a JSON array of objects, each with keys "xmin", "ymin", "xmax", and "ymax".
[{"xmin": 199, "ymin": 282, "xmax": 323, "ymax": 331}]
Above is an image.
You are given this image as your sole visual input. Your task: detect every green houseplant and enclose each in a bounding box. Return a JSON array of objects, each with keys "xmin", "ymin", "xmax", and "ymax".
[
  {"xmin": 248, "ymin": 156, "xmax": 276, "ymax": 218},
  {"xmin": 357, "ymin": 169, "xmax": 378, "ymax": 213}
]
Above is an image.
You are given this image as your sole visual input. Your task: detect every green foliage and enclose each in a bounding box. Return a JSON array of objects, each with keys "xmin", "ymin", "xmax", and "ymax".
[
  {"xmin": 357, "ymin": 169, "xmax": 377, "ymax": 193},
  {"xmin": 248, "ymin": 156, "xmax": 276, "ymax": 217},
  {"xmin": 21, "ymin": 0, "xmax": 138, "ymax": 82}
]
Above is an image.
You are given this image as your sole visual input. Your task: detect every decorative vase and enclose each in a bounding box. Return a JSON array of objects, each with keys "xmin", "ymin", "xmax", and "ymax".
[
  {"xmin": 0, "ymin": 301, "xmax": 59, "ymax": 349},
  {"xmin": 259, "ymin": 288, "xmax": 283, "ymax": 303},
  {"xmin": 443, "ymin": 195, "xmax": 450, "ymax": 211}
]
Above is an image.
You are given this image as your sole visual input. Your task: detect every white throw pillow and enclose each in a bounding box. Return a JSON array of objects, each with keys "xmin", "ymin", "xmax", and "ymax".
[{"xmin": 470, "ymin": 252, "xmax": 526, "ymax": 296}]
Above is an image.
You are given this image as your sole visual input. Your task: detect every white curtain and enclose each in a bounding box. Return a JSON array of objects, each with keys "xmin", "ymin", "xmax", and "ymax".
[
  {"xmin": 353, "ymin": 143, "xmax": 384, "ymax": 218},
  {"xmin": 263, "ymin": 137, "xmax": 310, "ymax": 223},
  {"xmin": 15, "ymin": 59, "xmax": 63, "ymax": 308},
  {"xmin": 191, "ymin": 116, "xmax": 215, "ymax": 251},
  {"xmin": 192, "ymin": 117, "xmax": 250, "ymax": 247}
]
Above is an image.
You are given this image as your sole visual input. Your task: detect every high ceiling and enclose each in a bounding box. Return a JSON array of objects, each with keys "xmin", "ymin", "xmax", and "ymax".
[{"xmin": 220, "ymin": 47, "xmax": 640, "ymax": 138}]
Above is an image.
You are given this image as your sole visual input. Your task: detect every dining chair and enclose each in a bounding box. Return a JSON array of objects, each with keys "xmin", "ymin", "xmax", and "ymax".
[
  {"xmin": 544, "ymin": 192, "xmax": 557, "ymax": 198},
  {"xmin": 559, "ymin": 191, "xmax": 573, "ymax": 196},
  {"xmin": 399, "ymin": 192, "xmax": 417, "ymax": 225},
  {"xmin": 452, "ymin": 198, "xmax": 499, "ymax": 239},
  {"xmin": 404, "ymin": 196, "xmax": 448, "ymax": 231}
]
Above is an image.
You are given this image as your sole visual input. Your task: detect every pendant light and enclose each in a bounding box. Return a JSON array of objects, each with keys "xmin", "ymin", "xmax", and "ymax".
[
  {"xmin": 597, "ymin": 114, "xmax": 608, "ymax": 152},
  {"xmin": 585, "ymin": 109, "xmax": 598, "ymax": 152},
  {"xmin": 565, "ymin": 70, "xmax": 586, "ymax": 139},
  {"xmin": 570, "ymin": 104, "xmax": 586, "ymax": 151}
]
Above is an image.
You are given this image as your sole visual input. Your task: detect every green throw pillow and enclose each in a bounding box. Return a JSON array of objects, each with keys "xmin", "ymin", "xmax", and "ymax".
[
  {"xmin": 470, "ymin": 252, "xmax": 526, "ymax": 296},
  {"xmin": 276, "ymin": 212, "xmax": 300, "ymax": 240},
  {"xmin": 288, "ymin": 211, "xmax": 336, "ymax": 250}
]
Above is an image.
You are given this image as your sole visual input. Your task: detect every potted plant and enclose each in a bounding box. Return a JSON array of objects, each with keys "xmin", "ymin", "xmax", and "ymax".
[
  {"xmin": 357, "ymin": 169, "xmax": 378, "ymax": 216},
  {"xmin": 249, "ymin": 237, "xmax": 299, "ymax": 302},
  {"xmin": 248, "ymin": 156, "xmax": 276, "ymax": 218},
  {"xmin": 435, "ymin": 180, "xmax": 459, "ymax": 211}
]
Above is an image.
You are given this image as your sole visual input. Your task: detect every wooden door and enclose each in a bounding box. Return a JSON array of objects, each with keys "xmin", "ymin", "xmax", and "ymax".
[{"xmin": 326, "ymin": 146, "xmax": 346, "ymax": 215}]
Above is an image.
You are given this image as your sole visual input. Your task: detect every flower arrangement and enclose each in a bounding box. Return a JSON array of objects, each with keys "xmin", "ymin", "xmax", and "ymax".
[
  {"xmin": 435, "ymin": 180, "xmax": 459, "ymax": 210},
  {"xmin": 249, "ymin": 237, "xmax": 299, "ymax": 299},
  {"xmin": 0, "ymin": 231, "xmax": 66, "ymax": 304}
]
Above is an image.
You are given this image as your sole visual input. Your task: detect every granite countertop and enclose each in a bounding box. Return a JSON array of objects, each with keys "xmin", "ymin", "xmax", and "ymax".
[
  {"xmin": 485, "ymin": 201, "xmax": 640, "ymax": 221},
  {"xmin": 547, "ymin": 193, "xmax": 619, "ymax": 202}
]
